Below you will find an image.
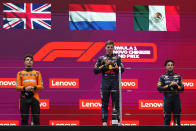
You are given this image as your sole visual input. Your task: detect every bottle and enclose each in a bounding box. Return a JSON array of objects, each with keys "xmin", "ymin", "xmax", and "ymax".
[{"xmin": 111, "ymin": 108, "xmax": 118, "ymax": 126}]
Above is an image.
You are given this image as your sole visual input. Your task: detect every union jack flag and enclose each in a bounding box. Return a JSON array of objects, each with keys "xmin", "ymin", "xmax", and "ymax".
[{"xmin": 3, "ymin": 3, "xmax": 51, "ymax": 29}]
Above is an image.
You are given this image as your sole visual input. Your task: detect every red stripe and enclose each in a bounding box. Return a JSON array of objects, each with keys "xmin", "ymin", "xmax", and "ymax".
[
  {"xmin": 34, "ymin": 3, "xmax": 50, "ymax": 12},
  {"xmin": 33, "ymin": 42, "xmax": 92, "ymax": 61},
  {"xmin": 26, "ymin": 3, "xmax": 32, "ymax": 29},
  {"xmin": 43, "ymin": 50, "xmax": 85, "ymax": 61},
  {"xmin": 69, "ymin": 4, "xmax": 116, "ymax": 12},
  {"xmin": 4, "ymin": 12, "xmax": 51, "ymax": 19},
  {"xmin": 4, "ymin": 3, "xmax": 19, "ymax": 11},
  {"xmin": 4, "ymin": 20, "xmax": 21, "ymax": 29},
  {"xmin": 37, "ymin": 20, "xmax": 51, "ymax": 28},
  {"xmin": 165, "ymin": 6, "xmax": 180, "ymax": 31}
]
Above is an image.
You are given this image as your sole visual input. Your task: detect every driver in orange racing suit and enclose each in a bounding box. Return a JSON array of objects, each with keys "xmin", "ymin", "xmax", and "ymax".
[{"xmin": 16, "ymin": 54, "xmax": 43, "ymax": 125}]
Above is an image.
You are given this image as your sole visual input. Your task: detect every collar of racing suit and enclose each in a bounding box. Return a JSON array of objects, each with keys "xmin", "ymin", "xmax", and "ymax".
[
  {"xmin": 105, "ymin": 54, "xmax": 114, "ymax": 57},
  {"xmin": 25, "ymin": 68, "xmax": 33, "ymax": 72},
  {"xmin": 166, "ymin": 71, "xmax": 175, "ymax": 76}
]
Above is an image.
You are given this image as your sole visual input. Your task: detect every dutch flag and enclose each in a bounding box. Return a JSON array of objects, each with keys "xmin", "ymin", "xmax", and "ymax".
[{"xmin": 69, "ymin": 4, "xmax": 116, "ymax": 30}]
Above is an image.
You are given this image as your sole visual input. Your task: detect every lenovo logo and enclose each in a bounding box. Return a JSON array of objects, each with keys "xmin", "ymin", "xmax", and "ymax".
[
  {"xmin": 49, "ymin": 120, "xmax": 80, "ymax": 126},
  {"xmin": 40, "ymin": 99, "xmax": 50, "ymax": 109},
  {"xmin": 110, "ymin": 120, "xmax": 139, "ymax": 126},
  {"xmin": 121, "ymin": 79, "xmax": 138, "ymax": 89},
  {"xmin": 0, "ymin": 78, "xmax": 16, "ymax": 88},
  {"xmin": 0, "ymin": 120, "xmax": 19, "ymax": 126},
  {"xmin": 79, "ymin": 99, "xmax": 102, "ymax": 110},
  {"xmin": 122, "ymin": 120, "xmax": 139, "ymax": 126},
  {"xmin": 49, "ymin": 78, "xmax": 79, "ymax": 88},
  {"xmin": 183, "ymin": 79, "xmax": 196, "ymax": 89},
  {"xmin": 139, "ymin": 100, "xmax": 163, "ymax": 110},
  {"xmin": 19, "ymin": 99, "xmax": 49, "ymax": 110},
  {"xmin": 171, "ymin": 121, "xmax": 196, "ymax": 126}
]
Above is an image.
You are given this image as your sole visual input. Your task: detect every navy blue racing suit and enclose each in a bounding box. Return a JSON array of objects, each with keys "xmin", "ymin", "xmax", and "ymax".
[
  {"xmin": 94, "ymin": 54, "xmax": 124, "ymax": 123},
  {"xmin": 157, "ymin": 72, "xmax": 184, "ymax": 125}
]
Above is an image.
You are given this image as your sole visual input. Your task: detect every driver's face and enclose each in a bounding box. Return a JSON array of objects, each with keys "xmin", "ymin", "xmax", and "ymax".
[
  {"xmin": 24, "ymin": 57, "xmax": 33, "ymax": 68},
  {"xmin": 105, "ymin": 44, "xmax": 114, "ymax": 55},
  {"xmin": 165, "ymin": 62, "xmax": 174, "ymax": 72}
]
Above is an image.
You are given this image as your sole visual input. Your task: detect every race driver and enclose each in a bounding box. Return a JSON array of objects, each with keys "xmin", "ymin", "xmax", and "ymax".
[
  {"xmin": 94, "ymin": 40, "xmax": 124, "ymax": 126},
  {"xmin": 157, "ymin": 59, "xmax": 184, "ymax": 126},
  {"xmin": 16, "ymin": 54, "xmax": 43, "ymax": 125}
]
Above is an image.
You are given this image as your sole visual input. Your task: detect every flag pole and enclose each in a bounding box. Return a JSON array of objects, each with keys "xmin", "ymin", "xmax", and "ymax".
[{"xmin": 119, "ymin": 66, "xmax": 122, "ymax": 125}]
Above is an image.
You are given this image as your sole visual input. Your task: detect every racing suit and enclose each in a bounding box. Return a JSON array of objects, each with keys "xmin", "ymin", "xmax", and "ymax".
[
  {"xmin": 16, "ymin": 68, "xmax": 43, "ymax": 125},
  {"xmin": 94, "ymin": 54, "xmax": 124, "ymax": 123},
  {"xmin": 157, "ymin": 72, "xmax": 184, "ymax": 126}
]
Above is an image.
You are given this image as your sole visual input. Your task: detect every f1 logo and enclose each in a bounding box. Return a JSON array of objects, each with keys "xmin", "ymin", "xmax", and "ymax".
[
  {"xmin": 33, "ymin": 42, "xmax": 105, "ymax": 62},
  {"xmin": 34, "ymin": 42, "xmax": 157, "ymax": 62}
]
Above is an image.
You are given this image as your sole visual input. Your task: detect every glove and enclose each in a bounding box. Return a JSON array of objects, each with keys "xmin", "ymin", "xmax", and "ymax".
[{"xmin": 21, "ymin": 91, "xmax": 34, "ymax": 99}]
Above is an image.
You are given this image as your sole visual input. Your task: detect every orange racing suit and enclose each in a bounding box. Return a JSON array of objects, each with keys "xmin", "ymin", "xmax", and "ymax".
[{"xmin": 16, "ymin": 68, "xmax": 43, "ymax": 125}]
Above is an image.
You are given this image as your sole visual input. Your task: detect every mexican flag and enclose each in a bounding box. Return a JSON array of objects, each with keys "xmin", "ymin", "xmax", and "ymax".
[{"xmin": 134, "ymin": 5, "xmax": 180, "ymax": 31}]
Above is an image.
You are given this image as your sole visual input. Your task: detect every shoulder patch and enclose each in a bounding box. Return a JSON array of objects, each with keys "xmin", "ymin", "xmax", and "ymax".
[
  {"xmin": 161, "ymin": 75, "xmax": 165, "ymax": 78},
  {"xmin": 102, "ymin": 56, "xmax": 107, "ymax": 60},
  {"xmin": 157, "ymin": 82, "xmax": 161, "ymax": 86},
  {"xmin": 19, "ymin": 70, "xmax": 26, "ymax": 75},
  {"xmin": 19, "ymin": 72, "xmax": 22, "ymax": 75},
  {"xmin": 173, "ymin": 75, "xmax": 178, "ymax": 78},
  {"xmin": 112, "ymin": 56, "xmax": 117, "ymax": 59}
]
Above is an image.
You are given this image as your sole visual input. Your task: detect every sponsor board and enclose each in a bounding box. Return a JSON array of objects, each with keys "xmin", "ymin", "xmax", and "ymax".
[
  {"xmin": 171, "ymin": 121, "xmax": 196, "ymax": 126},
  {"xmin": 0, "ymin": 78, "xmax": 16, "ymax": 88},
  {"xmin": 49, "ymin": 78, "xmax": 79, "ymax": 88},
  {"xmin": 40, "ymin": 99, "xmax": 50, "ymax": 109},
  {"xmin": 19, "ymin": 99, "xmax": 50, "ymax": 109},
  {"xmin": 122, "ymin": 120, "xmax": 140, "ymax": 126},
  {"xmin": 139, "ymin": 100, "xmax": 163, "ymax": 110},
  {"xmin": 0, "ymin": 120, "xmax": 19, "ymax": 126},
  {"xmin": 183, "ymin": 79, "xmax": 196, "ymax": 89},
  {"xmin": 79, "ymin": 99, "xmax": 102, "ymax": 110},
  {"xmin": 49, "ymin": 120, "xmax": 80, "ymax": 126},
  {"xmin": 110, "ymin": 120, "xmax": 139, "ymax": 126},
  {"xmin": 121, "ymin": 79, "xmax": 138, "ymax": 89}
]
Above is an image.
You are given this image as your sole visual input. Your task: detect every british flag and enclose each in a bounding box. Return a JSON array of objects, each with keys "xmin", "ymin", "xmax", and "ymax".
[{"xmin": 3, "ymin": 3, "xmax": 51, "ymax": 30}]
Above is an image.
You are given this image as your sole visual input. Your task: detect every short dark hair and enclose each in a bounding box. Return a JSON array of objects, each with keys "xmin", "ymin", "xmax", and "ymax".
[
  {"xmin": 24, "ymin": 54, "xmax": 33, "ymax": 61},
  {"xmin": 105, "ymin": 40, "xmax": 114, "ymax": 46},
  {"xmin": 164, "ymin": 59, "xmax": 174, "ymax": 66}
]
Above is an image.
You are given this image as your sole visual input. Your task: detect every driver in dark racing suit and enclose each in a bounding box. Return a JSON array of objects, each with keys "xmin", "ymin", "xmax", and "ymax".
[
  {"xmin": 94, "ymin": 40, "xmax": 124, "ymax": 126},
  {"xmin": 157, "ymin": 59, "xmax": 184, "ymax": 126}
]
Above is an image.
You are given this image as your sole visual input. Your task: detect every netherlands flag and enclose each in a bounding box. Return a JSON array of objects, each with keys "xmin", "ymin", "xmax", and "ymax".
[{"xmin": 69, "ymin": 4, "xmax": 116, "ymax": 30}]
